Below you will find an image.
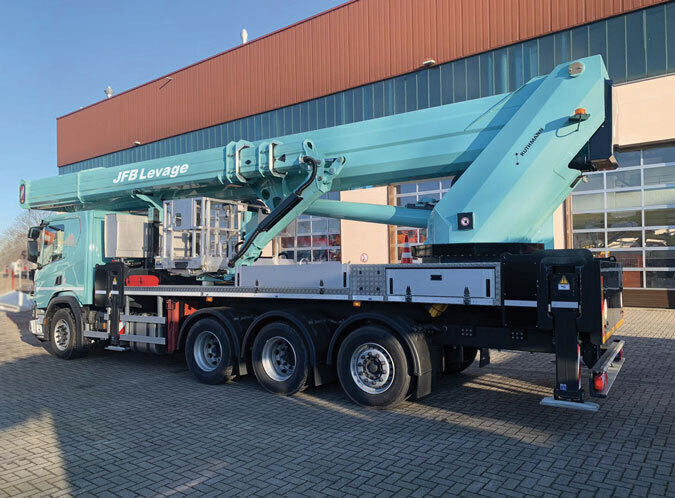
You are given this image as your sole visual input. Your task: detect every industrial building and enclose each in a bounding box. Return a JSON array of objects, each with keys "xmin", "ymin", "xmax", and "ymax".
[{"xmin": 55, "ymin": 0, "xmax": 675, "ymax": 307}]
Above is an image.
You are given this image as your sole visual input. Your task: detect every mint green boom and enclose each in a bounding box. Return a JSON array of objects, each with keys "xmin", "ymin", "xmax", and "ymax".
[{"xmin": 21, "ymin": 56, "xmax": 611, "ymax": 250}]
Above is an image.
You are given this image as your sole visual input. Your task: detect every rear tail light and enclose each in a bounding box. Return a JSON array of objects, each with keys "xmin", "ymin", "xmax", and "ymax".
[{"xmin": 593, "ymin": 372, "xmax": 608, "ymax": 392}]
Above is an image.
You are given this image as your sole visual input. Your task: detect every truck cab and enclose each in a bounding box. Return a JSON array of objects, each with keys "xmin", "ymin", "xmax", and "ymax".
[{"xmin": 28, "ymin": 211, "xmax": 108, "ymax": 340}]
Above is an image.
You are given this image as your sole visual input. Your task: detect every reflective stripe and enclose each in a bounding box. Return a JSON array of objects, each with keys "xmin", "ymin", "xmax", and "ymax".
[
  {"xmin": 551, "ymin": 301, "xmax": 578, "ymax": 309},
  {"xmin": 504, "ymin": 299, "xmax": 537, "ymax": 308}
]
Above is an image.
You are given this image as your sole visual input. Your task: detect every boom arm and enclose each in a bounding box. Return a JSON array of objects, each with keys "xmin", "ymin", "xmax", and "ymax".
[{"xmin": 21, "ymin": 56, "xmax": 614, "ymax": 263}]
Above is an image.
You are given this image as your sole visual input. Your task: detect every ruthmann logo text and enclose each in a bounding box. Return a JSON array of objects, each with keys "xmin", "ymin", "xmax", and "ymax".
[
  {"xmin": 113, "ymin": 164, "xmax": 189, "ymax": 184},
  {"xmin": 519, "ymin": 128, "xmax": 544, "ymax": 157}
]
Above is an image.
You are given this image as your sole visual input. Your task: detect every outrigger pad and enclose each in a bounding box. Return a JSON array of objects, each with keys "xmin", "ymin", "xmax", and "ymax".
[{"xmin": 540, "ymin": 397, "xmax": 599, "ymax": 412}]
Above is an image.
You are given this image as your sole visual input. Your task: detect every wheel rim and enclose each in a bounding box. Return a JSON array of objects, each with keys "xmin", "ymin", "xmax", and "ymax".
[
  {"xmin": 193, "ymin": 331, "xmax": 223, "ymax": 372},
  {"xmin": 261, "ymin": 336, "xmax": 296, "ymax": 382},
  {"xmin": 350, "ymin": 343, "xmax": 395, "ymax": 394},
  {"xmin": 53, "ymin": 318, "xmax": 71, "ymax": 352}
]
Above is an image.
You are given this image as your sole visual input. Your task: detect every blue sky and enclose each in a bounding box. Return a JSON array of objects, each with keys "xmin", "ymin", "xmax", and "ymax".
[{"xmin": 0, "ymin": 0, "xmax": 344, "ymax": 232}]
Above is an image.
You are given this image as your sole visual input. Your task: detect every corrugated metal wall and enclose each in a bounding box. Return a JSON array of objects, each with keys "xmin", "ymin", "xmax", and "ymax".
[{"xmin": 56, "ymin": 0, "xmax": 668, "ymax": 167}]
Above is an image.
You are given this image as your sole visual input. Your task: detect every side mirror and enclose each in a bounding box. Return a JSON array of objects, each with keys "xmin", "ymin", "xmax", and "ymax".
[
  {"xmin": 28, "ymin": 226, "xmax": 41, "ymax": 240},
  {"xmin": 27, "ymin": 240, "xmax": 39, "ymax": 264}
]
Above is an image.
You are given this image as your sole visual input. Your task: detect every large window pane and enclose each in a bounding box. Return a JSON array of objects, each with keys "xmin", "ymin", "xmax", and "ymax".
[
  {"xmin": 405, "ymin": 73, "xmax": 417, "ymax": 112},
  {"xmin": 643, "ymin": 145, "xmax": 675, "ymax": 165},
  {"xmin": 466, "ymin": 56, "xmax": 480, "ymax": 100},
  {"xmin": 508, "ymin": 44, "xmax": 524, "ymax": 91},
  {"xmin": 614, "ymin": 149, "xmax": 641, "ymax": 168},
  {"xmin": 353, "ymin": 87, "xmax": 364, "ymax": 122},
  {"xmin": 373, "ymin": 81, "xmax": 384, "ymax": 118},
  {"xmin": 494, "ymin": 48, "xmax": 508, "ymax": 94},
  {"xmin": 441, "ymin": 64, "xmax": 453, "ymax": 105},
  {"xmin": 523, "ymin": 39, "xmax": 538, "ymax": 81},
  {"xmin": 343, "ymin": 90, "xmax": 354, "ymax": 124},
  {"xmin": 645, "ymin": 187, "xmax": 675, "ymax": 206},
  {"xmin": 607, "ymin": 190, "xmax": 641, "ymax": 209},
  {"xmin": 589, "ymin": 21, "xmax": 608, "ymax": 66},
  {"xmin": 554, "ymin": 31, "xmax": 571, "ymax": 65},
  {"xmin": 645, "ymin": 208, "xmax": 675, "ymax": 226},
  {"xmin": 453, "ymin": 60, "xmax": 467, "ymax": 102},
  {"xmin": 623, "ymin": 270, "xmax": 644, "ymax": 288},
  {"xmin": 428, "ymin": 67, "xmax": 441, "ymax": 108},
  {"xmin": 645, "ymin": 228, "xmax": 675, "ymax": 247},
  {"xmin": 575, "ymin": 174, "xmax": 604, "ymax": 192},
  {"xmin": 396, "ymin": 183, "xmax": 416, "ymax": 194},
  {"xmin": 646, "ymin": 5, "xmax": 667, "ymax": 77},
  {"xmin": 646, "ymin": 271, "xmax": 675, "ymax": 288},
  {"xmin": 607, "ymin": 230, "xmax": 642, "ymax": 248},
  {"xmin": 644, "ymin": 166, "xmax": 675, "ymax": 185},
  {"xmin": 479, "ymin": 53, "xmax": 493, "ymax": 97},
  {"xmin": 606, "ymin": 170, "xmax": 641, "ymax": 189},
  {"xmin": 325, "ymin": 95, "xmax": 335, "ymax": 127},
  {"xmin": 609, "ymin": 251, "xmax": 643, "ymax": 268},
  {"xmin": 417, "ymin": 71, "xmax": 429, "ymax": 110},
  {"xmin": 608, "ymin": 210, "xmax": 641, "ymax": 228},
  {"xmin": 646, "ymin": 250, "xmax": 675, "ymax": 267},
  {"xmin": 573, "ymin": 232, "xmax": 605, "ymax": 249},
  {"xmin": 572, "ymin": 193, "xmax": 604, "ymax": 212},
  {"xmin": 607, "ymin": 16, "xmax": 627, "ymax": 83},
  {"xmin": 573, "ymin": 213, "xmax": 604, "ymax": 229},
  {"xmin": 384, "ymin": 80, "xmax": 394, "ymax": 116},
  {"xmin": 626, "ymin": 10, "xmax": 647, "ymax": 80},
  {"xmin": 363, "ymin": 84, "xmax": 372, "ymax": 120},
  {"xmin": 571, "ymin": 26, "xmax": 589, "ymax": 60},
  {"xmin": 668, "ymin": 2, "xmax": 675, "ymax": 72},
  {"xmin": 394, "ymin": 76, "xmax": 406, "ymax": 114},
  {"xmin": 417, "ymin": 180, "xmax": 440, "ymax": 193},
  {"xmin": 538, "ymin": 35, "xmax": 555, "ymax": 75}
]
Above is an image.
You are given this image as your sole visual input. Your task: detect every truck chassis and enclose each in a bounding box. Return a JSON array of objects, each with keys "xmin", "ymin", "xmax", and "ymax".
[{"xmin": 31, "ymin": 244, "xmax": 625, "ymax": 409}]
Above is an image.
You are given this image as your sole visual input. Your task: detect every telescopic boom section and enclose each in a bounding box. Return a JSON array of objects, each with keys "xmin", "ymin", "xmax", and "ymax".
[{"xmin": 20, "ymin": 56, "xmax": 614, "ymax": 248}]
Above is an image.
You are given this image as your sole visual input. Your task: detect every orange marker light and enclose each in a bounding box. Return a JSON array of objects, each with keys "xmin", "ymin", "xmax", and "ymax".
[
  {"xmin": 205, "ymin": 296, "xmax": 213, "ymax": 303},
  {"xmin": 575, "ymin": 107, "xmax": 587, "ymax": 115},
  {"xmin": 353, "ymin": 301, "xmax": 361, "ymax": 308}
]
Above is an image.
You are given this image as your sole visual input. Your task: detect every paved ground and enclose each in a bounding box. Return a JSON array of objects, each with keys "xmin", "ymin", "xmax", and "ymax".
[{"xmin": 0, "ymin": 308, "xmax": 673, "ymax": 497}]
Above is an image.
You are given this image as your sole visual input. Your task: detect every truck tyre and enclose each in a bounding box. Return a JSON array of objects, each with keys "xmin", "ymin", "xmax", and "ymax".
[
  {"xmin": 252, "ymin": 322, "xmax": 309, "ymax": 395},
  {"xmin": 48, "ymin": 308, "xmax": 84, "ymax": 360},
  {"xmin": 185, "ymin": 318, "xmax": 235, "ymax": 384},
  {"xmin": 444, "ymin": 347, "xmax": 478, "ymax": 374},
  {"xmin": 337, "ymin": 325, "xmax": 411, "ymax": 408}
]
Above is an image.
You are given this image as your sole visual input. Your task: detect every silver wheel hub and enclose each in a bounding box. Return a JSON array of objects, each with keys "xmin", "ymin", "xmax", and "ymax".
[
  {"xmin": 53, "ymin": 319, "xmax": 71, "ymax": 351},
  {"xmin": 193, "ymin": 331, "xmax": 222, "ymax": 372},
  {"xmin": 261, "ymin": 336, "xmax": 296, "ymax": 382},
  {"xmin": 350, "ymin": 343, "xmax": 395, "ymax": 394}
]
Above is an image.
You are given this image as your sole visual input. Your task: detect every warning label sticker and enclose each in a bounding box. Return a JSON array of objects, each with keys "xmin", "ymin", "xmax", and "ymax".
[{"xmin": 558, "ymin": 275, "xmax": 570, "ymax": 291}]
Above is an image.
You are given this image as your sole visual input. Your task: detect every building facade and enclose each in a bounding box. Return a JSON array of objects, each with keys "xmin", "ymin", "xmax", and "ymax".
[{"xmin": 55, "ymin": 0, "xmax": 675, "ymax": 306}]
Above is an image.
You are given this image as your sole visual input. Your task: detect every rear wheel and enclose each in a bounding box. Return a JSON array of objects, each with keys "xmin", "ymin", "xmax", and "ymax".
[
  {"xmin": 48, "ymin": 308, "xmax": 84, "ymax": 359},
  {"xmin": 185, "ymin": 318, "xmax": 235, "ymax": 384},
  {"xmin": 337, "ymin": 326, "xmax": 411, "ymax": 408},
  {"xmin": 252, "ymin": 322, "xmax": 310, "ymax": 395}
]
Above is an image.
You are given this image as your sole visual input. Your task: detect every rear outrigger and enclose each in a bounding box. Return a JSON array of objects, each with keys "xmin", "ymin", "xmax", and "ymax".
[{"xmin": 21, "ymin": 56, "xmax": 625, "ymax": 409}]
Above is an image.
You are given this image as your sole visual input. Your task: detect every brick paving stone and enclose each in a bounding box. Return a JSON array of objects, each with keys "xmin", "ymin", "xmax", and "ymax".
[{"xmin": 0, "ymin": 308, "xmax": 673, "ymax": 496}]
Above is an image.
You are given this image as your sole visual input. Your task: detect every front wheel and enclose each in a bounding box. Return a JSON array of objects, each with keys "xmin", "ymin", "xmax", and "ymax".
[
  {"xmin": 47, "ymin": 308, "xmax": 84, "ymax": 359},
  {"xmin": 337, "ymin": 326, "xmax": 411, "ymax": 408}
]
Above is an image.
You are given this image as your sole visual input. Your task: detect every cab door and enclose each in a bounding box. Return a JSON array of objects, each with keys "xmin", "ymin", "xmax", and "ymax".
[{"xmin": 33, "ymin": 218, "xmax": 83, "ymax": 308}]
